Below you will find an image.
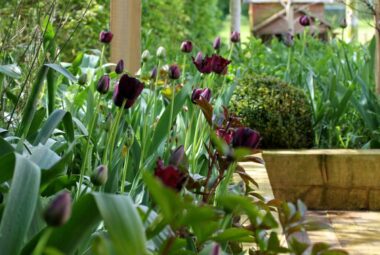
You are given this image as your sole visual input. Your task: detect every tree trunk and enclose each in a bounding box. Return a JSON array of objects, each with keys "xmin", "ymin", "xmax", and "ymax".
[
  {"xmin": 376, "ymin": 0, "xmax": 380, "ymax": 94},
  {"xmin": 110, "ymin": 0, "xmax": 141, "ymax": 75},
  {"xmin": 230, "ymin": 0, "xmax": 241, "ymax": 33}
]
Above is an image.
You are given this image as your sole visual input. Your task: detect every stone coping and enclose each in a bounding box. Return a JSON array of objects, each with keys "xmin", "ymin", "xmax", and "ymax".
[{"xmin": 263, "ymin": 149, "xmax": 380, "ymax": 155}]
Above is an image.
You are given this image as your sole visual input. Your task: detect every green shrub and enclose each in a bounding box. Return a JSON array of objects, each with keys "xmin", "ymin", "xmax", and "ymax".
[{"xmin": 230, "ymin": 74, "xmax": 314, "ymax": 149}]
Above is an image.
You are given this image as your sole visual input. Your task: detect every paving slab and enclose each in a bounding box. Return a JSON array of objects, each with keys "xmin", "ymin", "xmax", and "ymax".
[{"xmin": 239, "ymin": 155, "xmax": 380, "ymax": 255}]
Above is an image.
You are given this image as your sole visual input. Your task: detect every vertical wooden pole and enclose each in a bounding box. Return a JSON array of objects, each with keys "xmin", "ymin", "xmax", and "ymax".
[
  {"xmin": 376, "ymin": 0, "xmax": 380, "ymax": 94},
  {"xmin": 346, "ymin": 0, "xmax": 358, "ymax": 42},
  {"xmin": 230, "ymin": 0, "xmax": 241, "ymax": 33},
  {"xmin": 110, "ymin": 0, "xmax": 141, "ymax": 75}
]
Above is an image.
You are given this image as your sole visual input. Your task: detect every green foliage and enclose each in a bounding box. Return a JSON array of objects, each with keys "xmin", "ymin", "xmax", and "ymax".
[{"xmin": 231, "ymin": 74, "xmax": 314, "ymax": 149}]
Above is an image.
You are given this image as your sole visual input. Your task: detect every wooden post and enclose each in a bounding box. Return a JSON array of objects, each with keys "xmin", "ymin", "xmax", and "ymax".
[
  {"xmin": 230, "ymin": 0, "xmax": 241, "ymax": 33},
  {"xmin": 280, "ymin": 0, "xmax": 294, "ymax": 35},
  {"xmin": 376, "ymin": 0, "xmax": 380, "ymax": 94},
  {"xmin": 110, "ymin": 0, "xmax": 141, "ymax": 75},
  {"xmin": 346, "ymin": 0, "xmax": 358, "ymax": 41}
]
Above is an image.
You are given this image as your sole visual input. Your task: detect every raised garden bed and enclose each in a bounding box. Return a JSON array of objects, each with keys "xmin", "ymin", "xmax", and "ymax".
[{"xmin": 263, "ymin": 150, "xmax": 380, "ymax": 210}]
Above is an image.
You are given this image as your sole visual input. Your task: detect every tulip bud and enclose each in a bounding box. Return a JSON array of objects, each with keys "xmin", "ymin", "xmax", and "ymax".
[
  {"xmin": 213, "ymin": 36, "xmax": 221, "ymax": 50},
  {"xmin": 191, "ymin": 88, "xmax": 211, "ymax": 103},
  {"xmin": 194, "ymin": 52, "xmax": 203, "ymax": 65},
  {"xmin": 156, "ymin": 46, "xmax": 166, "ymax": 59},
  {"xmin": 43, "ymin": 191, "xmax": 72, "ymax": 227},
  {"xmin": 91, "ymin": 165, "xmax": 108, "ymax": 186},
  {"xmin": 211, "ymin": 244, "xmax": 221, "ymax": 255},
  {"xmin": 232, "ymin": 127, "xmax": 260, "ymax": 149},
  {"xmin": 99, "ymin": 30, "xmax": 113, "ymax": 44},
  {"xmin": 150, "ymin": 67, "xmax": 158, "ymax": 80},
  {"xmin": 115, "ymin": 59, "xmax": 124, "ymax": 74},
  {"xmin": 124, "ymin": 126, "xmax": 135, "ymax": 148},
  {"xmin": 169, "ymin": 145, "xmax": 185, "ymax": 167},
  {"xmin": 299, "ymin": 15, "xmax": 311, "ymax": 27},
  {"xmin": 340, "ymin": 18, "xmax": 347, "ymax": 29},
  {"xmin": 230, "ymin": 31, "xmax": 240, "ymax": 43},
  {"xmin": 180, "ymin": 40, "xmax": 193, "ymax": 53},
  {"xmin": 142, "ymin": 50, "xmax": 151, "ymax": 63},
  {"xmin": 78, "ymin": 73, "xmax": 87, "ymax": 85},
  {"xmin": 168, "ymin": 64, "xmax": 181, "ymax": 80},
  {"xmin": 96, "ymin": 75, "xmax": 110, "ymax": 94},
  {"xmin": 283, "ymin": 32, "xmax": 294, "ymax": 47}
]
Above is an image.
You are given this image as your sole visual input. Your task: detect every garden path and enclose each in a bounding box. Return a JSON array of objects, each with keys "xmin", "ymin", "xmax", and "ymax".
[{"xmin": 239, "ymin": 156, "xmax": 380, "ymax": 255}]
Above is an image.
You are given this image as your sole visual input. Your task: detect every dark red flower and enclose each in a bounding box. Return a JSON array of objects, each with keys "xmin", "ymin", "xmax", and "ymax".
[
  {"xmin": 232, "ymin": 127, "xmax": 260, "ymax": 149},
  {"xmin": 181, "ymin": 40, "xmax": 193, "ymax": 53},
  {"xmin": 216, "ymin": 128, "xmax": 234, "ymax": 145},
  {"xmin": 191, "ymin": 88, "xmax": 211, "ymax": 103},
  {"xmin": 211, "ymin": 54, "xmax": 231, "ymax": 75},
  {"xmin": 113, "ymin": 74, "xmax": 144, "ymax": 109},
  {"xmin": 154, "ymin": 159, "xmax": 185, "ymax": 191},
  {"xmin": 192, "ymin": 53, "xmax": 213, "ymax": 74},
  {"xmin": 169, "ymin": 64, "xmax": 181, "ymax": 80},
  {"xmin": 115, "ymin": 59, "xmax": 124, "ymax": 74},
  {"xmin": 99, "ymin": 30, "xmax": 113, "ymax": 44},
  {"xmin": 299, "ymin": 15, "xmax": 311, "ymax": 27},
  {"xmin": 230, "ymin": 31, "xmax": 240, "ymax": 43},
  {"xmin": 96, "ymin": 75, "xmax": 110, "ymax": 94}
]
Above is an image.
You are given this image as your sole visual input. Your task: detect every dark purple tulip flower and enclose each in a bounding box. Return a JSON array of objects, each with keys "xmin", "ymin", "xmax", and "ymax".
[
  {"xmin": 181, "ymin": 40, "xmax": 193, "ymax": 53},
  {"xmin": 191, "ymin": 88, "xmax": 211, "ymax": 104},
  {"xmin": 213, "ymin": 36, "xmax": 221, "ymax": 50},
  {"xmin": 91, "ymin": 165, "xmax": 108, "ymax": 186},
  {"xmin": 192, "ymin": 53, "xmax": 213, "ymax": 74},
  {"xmin": 210, "ymin": 54, "xmax": 231, "ymax": 75},
  {"xmin": 115, "ymin": 59, "xmax": 124, "ymax": 74},
  {"xmin": 113, "ymin": 74, "xmax": 144, "ymax": 109},
  {"xmin": 97, "ymin": 75, "xmax": 110, "ymax": 94},
  {"xmin": 232, "ymin": 127, "xmax": 260, "ymax": 149},
  {"xmin": 230, "ymin": 31, "xmax": 241, "ymax": 43},
  {"xmin": 155, "ymin": 159, "xmax": 185, "ymax": 191},
  {"xmin": 99, "ymin": 30, "xmax": 113, "ymax": 44},
  {"xmin": 43, "ymin": 191, "xmax": 72, "ymax": 227},
  {"xmin": 299, "ymin": 15, "xmax": 311, "ymax": 27},
  {"xmin": 169, "ymin": 64, "xmax": 181, "ymax": 80}
]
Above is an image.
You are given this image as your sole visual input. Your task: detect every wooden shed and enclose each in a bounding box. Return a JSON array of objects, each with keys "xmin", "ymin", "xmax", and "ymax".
[{"xmin": 244, "ymin": 0, "xmax": 334, "ymax": 40}]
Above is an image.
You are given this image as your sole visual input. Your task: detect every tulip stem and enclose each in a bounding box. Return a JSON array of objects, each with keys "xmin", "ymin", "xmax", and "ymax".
[
  {"xmin": 190, "ymin": 112, "xmax": 202, "ymax": 173},
  {"xmin": 167, "ymin": 80, "xmax": 176, "ymax": 151},
  {"xmin": 76, "ymin": 93, "xmax": 100, "ymax": 201},
  {"xmin": 107, "ymin": 100, "xmax": 127, "ymax": 166},
  {"xmin": 285, "ymin": 46, "xmax": 293, "ymax": 82},
  {"xmin": 120, "ymin": 147, "xmax": 129, "ymax": 193},
  {"xmin": 139, "ymin": 61, "xmax": 161, "ymax": 170},
  {"xmin": 181, "ymin": 55, "xmax": 187, "ymax": 84},
  {"xmin": 32, "ymin": 227, "xmax": 53, "ymax": 255}
]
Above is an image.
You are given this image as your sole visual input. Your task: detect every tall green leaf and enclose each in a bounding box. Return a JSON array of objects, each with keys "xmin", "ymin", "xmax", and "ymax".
[{"xmin": 0, "ymin": 154, "xmax": 41, "ymax": 255}]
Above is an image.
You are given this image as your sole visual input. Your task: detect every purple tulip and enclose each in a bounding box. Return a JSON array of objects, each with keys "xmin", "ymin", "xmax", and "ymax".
[
  {"xmin": 191, "ymin": 88, "xmax": 211, "ymax": 104},
  {"xmin": 340, "ymin": 18, "xmax": 347, "ymax": 29},
  {"xmin": 299, "ymin": 15, "xmax": 311, "ymax": 27},
  {"xmin": 96, "ymin": 75, "xmax": 110, "ymax": 94},
  {"xmin": 169, "ymin": 64, "xmax": 181, "ymax": 80},
  {"xmin": 230, "ymin": 31, "xmax": 240, "ymax": 43},
  {"xmin": 115, "ymin": 59, "xmax": 124, "ymax": 74},
  {"xmin": 181, "ymin": 40, "xmax": 193, "ymax": 53},
  {"xmin": 91, "ymin": 165, "xmax": 108, "ymax": 186},
  {"xmin": 99, "ymin": 30, "xmax": 113, "ymax": 44},
  {"xmin": 192, "ymin": 53, "xmax": 213, "ymax": 74},
  {"xmin": 210, "ymin": 54, "xmax": 231, "ymax": 75},
  {"xmin": 43, "ymin": 191, "xmax": 72, "ymax": 227},
  {"xmin": 213, "ymin": 36, "xmax": 221, "ymax": 50},
  {"xmin": 113, "ymin": 74, "xmax": 144, "ymax": 109},
  {"xmin": 283, "ymin": 32, "xmax": 294, "ymax": 47},
  {"xmin": 232, "ymin": 127, "xmax": 260, "ymax": 149}
]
